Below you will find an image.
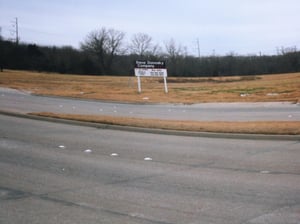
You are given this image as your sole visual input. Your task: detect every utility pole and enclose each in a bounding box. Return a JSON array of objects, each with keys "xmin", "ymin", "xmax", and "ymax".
[
  {"xmin": 11, "ymin": 17, "xmax": 19, "ymax": 44},
  {"xmin": 196, "ymin": 38, "xmax": 201, "ymax": 59},
  {"xmin": 16, "ymin": 18, "xmax": 19, "ymax": 44},
  {"xmin": 15, "ymin": 17, "xmax": 19, "ymax": 44},
  {"xmin": 0, "ymin": 27, "xmax": 2, "ymax": 41}
]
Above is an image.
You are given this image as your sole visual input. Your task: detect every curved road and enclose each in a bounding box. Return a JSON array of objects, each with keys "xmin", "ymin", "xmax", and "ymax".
[
  {"xmin": 0, "ymin": 114, "xmax": 300, "ymax": 223},
  {"xmin": 1, "ymin": 87, "xmax": 300, "ymax": 121}
]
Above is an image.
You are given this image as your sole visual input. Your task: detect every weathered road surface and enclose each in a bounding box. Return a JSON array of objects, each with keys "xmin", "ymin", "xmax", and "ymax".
[
  {"xmin": 1, "ymin": 114, "xmax": 299, "ymax": 224},
  {"xmin": 1, "ymin": 87, "xmax": 300, "ymax": 121}
]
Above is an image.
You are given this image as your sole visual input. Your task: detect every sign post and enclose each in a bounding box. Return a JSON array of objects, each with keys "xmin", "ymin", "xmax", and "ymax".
[
  {"xmin": 137, "ymin": 76, "xmax": 142, "ymax": 93},
  {"xmin": 134, "ymin": 60, "xmax": 168, "ymax": 93},
  {"xmin": 163, "ymin": 76, "xmax": 168, "ymax": 93}
]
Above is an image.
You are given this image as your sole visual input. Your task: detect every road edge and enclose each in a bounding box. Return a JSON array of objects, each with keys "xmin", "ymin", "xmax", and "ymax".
[{"xmin": 1, "ymin": 110, "xmax": 300, "ymax": 141}]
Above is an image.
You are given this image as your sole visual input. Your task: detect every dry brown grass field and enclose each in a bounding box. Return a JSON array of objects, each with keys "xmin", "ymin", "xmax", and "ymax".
[
  {"xmin": 31, "ymin": 112, "xmax": 300, "ymax": 135},
  {"xmin": 0, "ymin": 69, "xmax": 300, "ymax": 103},
  {"xmin": 1, "ymin": 70, "xmax": 300, "ymax": 135}
]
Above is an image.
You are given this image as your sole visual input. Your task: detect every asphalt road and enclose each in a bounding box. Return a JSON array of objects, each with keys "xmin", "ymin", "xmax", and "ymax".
[
  {"xmin": 1, "ymin": 114, "xmax": 300, "ymax": 224},
  {"xmin": 1, "ymin": 87, "xmax": 300, "ymax": 121}
]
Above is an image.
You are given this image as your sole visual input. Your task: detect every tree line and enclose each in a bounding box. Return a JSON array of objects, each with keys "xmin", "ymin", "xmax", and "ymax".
[{"xmin": 1, "ymin": 27, "xmax": 299, "ymax": 76}]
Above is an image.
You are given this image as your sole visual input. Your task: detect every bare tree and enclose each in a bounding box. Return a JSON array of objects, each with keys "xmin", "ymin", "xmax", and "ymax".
[
  {"xmin": 164, "ymin": 38, "xmax": 183, "ymax": 59},
  {"xmin": 277, "ymin": 46, "xmax": 297, "ymax": 55},
  {"xmin": 163, "ymin": 39, "xmax": 185, "ymax": 76},
  {"xmin": 129, "ymin": 33, "xmax": 160, "ymax": 57},
  {"xmin": 81, "ymin": 27, "xmax": 125, "ymax": 75}
]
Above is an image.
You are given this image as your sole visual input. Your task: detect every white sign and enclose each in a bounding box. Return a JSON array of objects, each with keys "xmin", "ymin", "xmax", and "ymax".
[{"xmin": 134, "ymin": 68, "xmax": 167, "ymax": 77}]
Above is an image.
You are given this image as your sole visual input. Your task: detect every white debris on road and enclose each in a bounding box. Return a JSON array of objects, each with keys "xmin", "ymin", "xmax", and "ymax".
[{"xmin": 110, "ymin": 153, "xmax": 119, "ymax": 157}]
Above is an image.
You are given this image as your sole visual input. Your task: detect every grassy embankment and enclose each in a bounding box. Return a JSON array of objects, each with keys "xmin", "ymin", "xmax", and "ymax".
[{"xmin": 1, "ymin": 70, "xmax": 300, "ymax": 134}]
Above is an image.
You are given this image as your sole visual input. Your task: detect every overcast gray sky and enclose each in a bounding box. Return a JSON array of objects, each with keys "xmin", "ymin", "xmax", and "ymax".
[{"xmin": 1, "ymin": 0, "xmax": 299, "ymax": 56}]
